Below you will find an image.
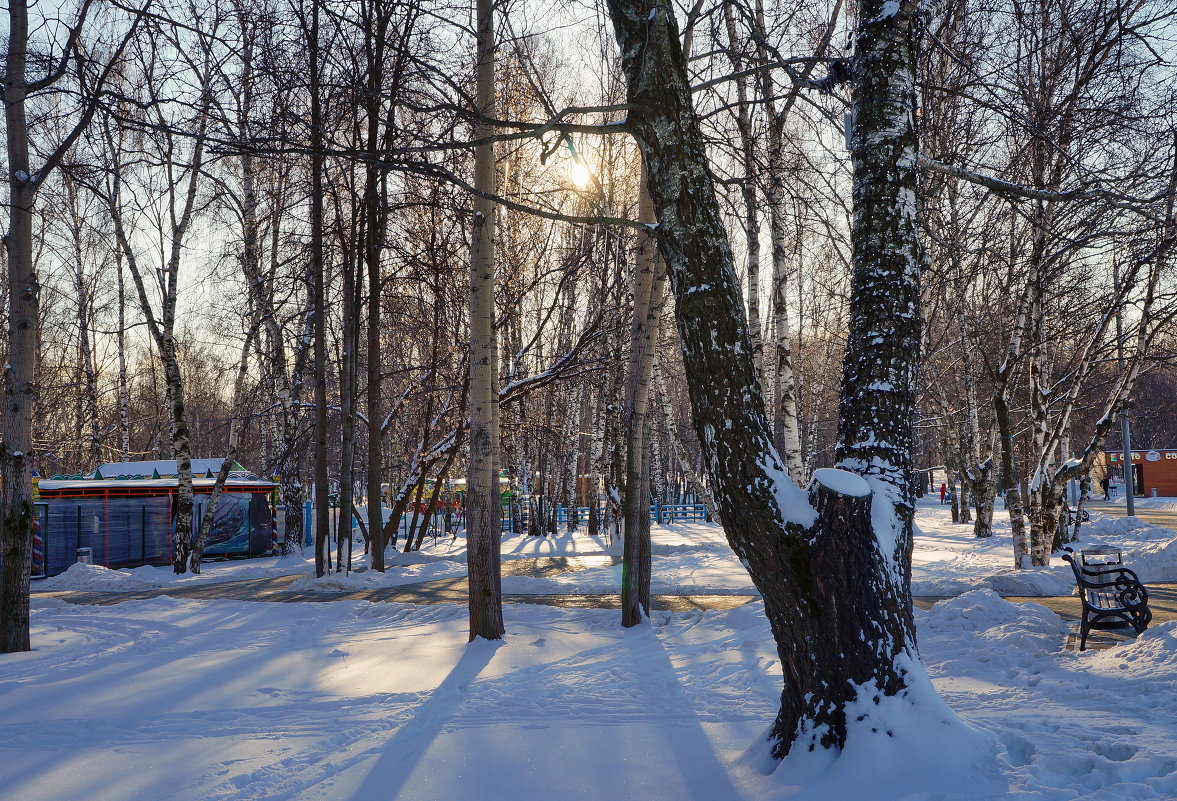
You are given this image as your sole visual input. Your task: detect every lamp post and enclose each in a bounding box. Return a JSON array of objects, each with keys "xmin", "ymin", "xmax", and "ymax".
[
  {"xmin": 1120, "ymin": 404, "xmax": 1135, "ymax": 517},
  {"xmin": 1114, "ymin": 258, "xmax": 1135, "ymax": 516}
]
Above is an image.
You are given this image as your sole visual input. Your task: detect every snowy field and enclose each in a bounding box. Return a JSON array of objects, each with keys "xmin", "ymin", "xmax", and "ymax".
[{"xmin": 8, "ymin": 497, "xmax": 1177, "ymax": 800}]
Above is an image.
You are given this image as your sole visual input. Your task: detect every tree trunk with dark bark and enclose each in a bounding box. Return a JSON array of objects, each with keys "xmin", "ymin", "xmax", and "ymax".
[
  {"xmin": 1, "ymin": 14, "xmax": 36, "ymax": 647},
  {"xmin": 307, "ymin": 0, "xmax": 331, "ymax": 577},
  {"xmin": 606, "ymin": 0, "xmax": 923, "ymax": 757}
]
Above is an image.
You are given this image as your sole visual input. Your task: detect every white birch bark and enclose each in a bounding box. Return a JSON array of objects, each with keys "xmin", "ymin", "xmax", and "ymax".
[
  {"xmin": 190, "ymin": 327, "xmax": 259, "ymax": 571},
  {"xmin": 620, "ymin": 172, "xmax": 666, "ymax": 625},
  {"xmin": 466, "ymin": 0, "xmax": 504, "ymax": 640},
  {"xmin": 652, "ymin": 349, "xmax": 721, "ymax": 525},
  {"xmin": 721, "ymin": 3, "xmax": 764, "ymax": 380}
]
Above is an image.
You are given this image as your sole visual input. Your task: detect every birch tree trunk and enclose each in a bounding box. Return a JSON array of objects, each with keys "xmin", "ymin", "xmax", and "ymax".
[
  {"xmin": 466, "ymin": 0, "xmax": 504, "ymax": 640},
  {"xmin": 308, "ymin": 0, "xmax": 331, "ymax": 577},
  {"xmin": 995, "ymin": 274, "xmax": 1034, "ymax": 567},
  {"xmin": 190, "ymin": 328, "xmax": 259, "ymax": 570},
  {"xmin": 620, "ymin": 173, "xmax": 665, "ymax": 626},
  {"xmin": 998, "ymin": 388, "xmax": 1030, "ymax": 568},
  {"xmin": 721, "ymin": 3, "xmax": 763, "ymax": 379},
  {"xmin": 0, "ymin": 0, "xmax": 37, "ymax": 652}
]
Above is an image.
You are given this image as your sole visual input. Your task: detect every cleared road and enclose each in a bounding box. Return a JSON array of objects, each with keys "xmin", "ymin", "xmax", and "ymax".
[{"xmin": 1083, "ymin": 499, "xmax": 1177, "ymax": 532}]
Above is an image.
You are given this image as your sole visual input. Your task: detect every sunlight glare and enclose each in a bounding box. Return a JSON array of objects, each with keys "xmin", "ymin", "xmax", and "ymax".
[{"xmin": 569, "ymin": 160, "xmax": 591, "ymax": 189}]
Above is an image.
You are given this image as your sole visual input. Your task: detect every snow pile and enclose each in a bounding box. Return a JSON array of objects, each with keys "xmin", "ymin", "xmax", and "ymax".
[
  {"xmin": 39, "ymin": 554, "xmax": 325, "ymax": 592},
  {"xmin": 1107, "ymin": 496, "xmax": 1177, "ymax": 512},
  {"xmin": 39, "ymin": 562, "xmax": 166, "ymax": 591},
  {"xmin": 919, "ymin": 592, "xmax": 1177, "ymax": 800},
  {"xmin": 918, "ymin": 589, "xmax": 1072, "ymax": 660},
  {"xmin": 1075, "ymin": 514, "xmax": 1177, "ymax": 583},
  {"xmin": 1085, "ymin": 620, "xmax": 1177, "ymax": 678},
  {"xmin": 981, "ymin": 568, "xmax": 1074, "ymax": 596},
  {"xmin": 765, "ymin": 653, "xmax": 1006, "ymax": 801}
]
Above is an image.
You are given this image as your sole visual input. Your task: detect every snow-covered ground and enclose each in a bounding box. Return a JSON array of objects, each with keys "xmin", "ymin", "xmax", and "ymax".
[
  {"xmin": 1104, "ymin": 495, "xmax": 1177, "ymax": 512},
  {"xmin": 8, "ymin": 497, "xmax": 1177, "ymax": 800},
  {"xmin": 37, "ymin": 555, "xmax": 317, "ymax": 592},
  {"xmin": 42, "ymin": 494, "xmax": 1177, "ymax": 598},
  {"xmin": 38, "ymin": 495, "xmax": 1177, "ymax": 598},
  {"xmin": 912, "ymin": 498, "xmax": 1177, "ymax": 595}
]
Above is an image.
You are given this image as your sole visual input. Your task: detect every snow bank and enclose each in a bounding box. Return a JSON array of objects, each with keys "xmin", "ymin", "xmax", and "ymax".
[
  {"xmin": 1086, "ymin": 620, "xmax": 1177, "ymax": 678},
  {"xmin": 919, "ymin": 589, "xmax": 1072, "ymax": 660},
  {"xmin": 37, "ymin": 554, "xmax": 322, "ymax": 592},
  {"xmin": 918, "ymin": 591, "xmax": 1177, "ymax": 800},
  {"xmin": 39, "ymin": 562, "xmax": 166, "ymax": 592},
  {"xmin": 1106, "ymin": 496, "xmax": 1177, "ymax": 512}
]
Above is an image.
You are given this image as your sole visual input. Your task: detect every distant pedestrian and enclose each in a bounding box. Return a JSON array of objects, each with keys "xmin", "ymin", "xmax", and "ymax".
[
  {"xmin": 1100, "ymin": 476, "xmax": 1110, "ymax": 500},
  {"xmin": 939, "ymin": 483, "xmax": 947, "ymax": 505}
]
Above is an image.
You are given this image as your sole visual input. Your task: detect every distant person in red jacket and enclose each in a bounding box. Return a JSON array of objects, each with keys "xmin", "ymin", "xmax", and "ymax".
[{"xmin": 939, "ymin": 483, "xmax": 948, "ymax": 505}]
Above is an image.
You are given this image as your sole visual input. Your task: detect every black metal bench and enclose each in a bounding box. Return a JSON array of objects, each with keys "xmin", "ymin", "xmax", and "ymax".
[
  {"xmin": 1061, "ymin": 548, "xmax": 1152, "ymax": 650},
  {"xmin": 1058, "ymin": 504, "xmax": 1091, "ymax": 541}
]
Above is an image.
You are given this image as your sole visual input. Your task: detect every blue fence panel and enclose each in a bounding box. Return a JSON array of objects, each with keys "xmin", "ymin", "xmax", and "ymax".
[
  {"xmin": 42, "ymin": 496, "xmax": 173, "ymax": 577},
  {"xmin": 552, "ymin": 503, "xmax": 709, "ymax": 524}
]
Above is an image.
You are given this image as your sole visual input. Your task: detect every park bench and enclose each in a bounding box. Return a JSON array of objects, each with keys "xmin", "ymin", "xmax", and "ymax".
[
  {"xmin": 1061, "ymin": 547, "xmax": 1152, "ymax": 651},
  {"xmin": 1058, "ymin": 504, "xmax": 1090, "ymax": 541}
]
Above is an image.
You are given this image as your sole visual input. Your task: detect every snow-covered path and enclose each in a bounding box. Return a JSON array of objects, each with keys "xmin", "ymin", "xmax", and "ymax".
[
  {"xmin": 10, "ymin": 587, "xmax": 1177, "ymax": 800},
  {"xmin": 8, "ymin": 498, "xmax": 1177, "ymax": 800},
  {"xmin": 5, "ymin": 597, "xmax": 776, "ymax": 801}
]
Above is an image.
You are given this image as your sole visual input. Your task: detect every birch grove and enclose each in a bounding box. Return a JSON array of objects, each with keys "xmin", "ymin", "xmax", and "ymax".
[{"xmin": 1, "ymin": 3, "xmax": 1174, "ymax": 780}]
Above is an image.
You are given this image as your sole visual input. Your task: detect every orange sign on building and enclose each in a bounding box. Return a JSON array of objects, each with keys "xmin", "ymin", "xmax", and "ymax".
[{"xmin": 1099, "ymin": 449, "xmax": 1177, "ymax": 497}]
